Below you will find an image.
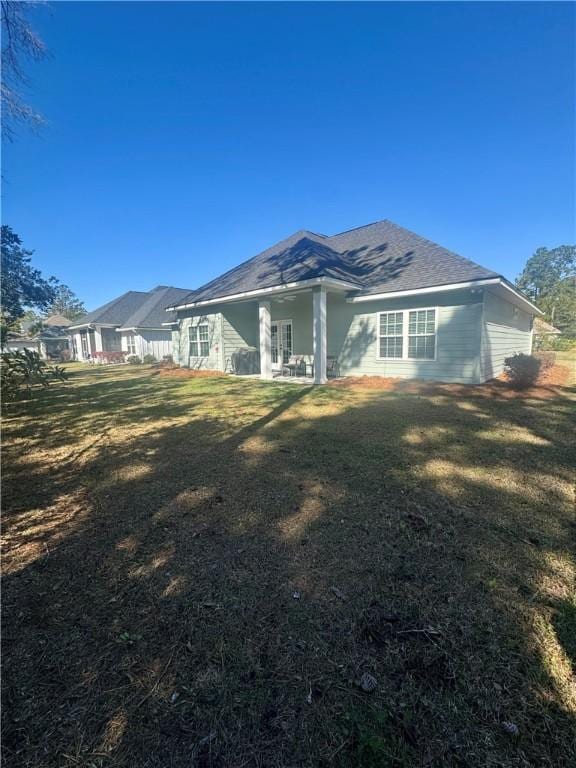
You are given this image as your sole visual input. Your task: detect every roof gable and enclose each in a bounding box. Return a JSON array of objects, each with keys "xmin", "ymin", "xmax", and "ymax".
[{"xmin": 73, "ymin": 287, "xmax": 194, "ymax": 329}]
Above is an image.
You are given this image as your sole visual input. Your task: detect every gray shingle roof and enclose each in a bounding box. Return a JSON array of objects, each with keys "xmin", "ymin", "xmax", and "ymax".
[
  {"xmin": 73, "ymin": 286, "xmax": 194, "ymax": 329},
  {"xmin": 174, "ymin": 220, "xmax": 499, "ymax": 307},
  {"xmin": 120, "ymin": 287, "xmax": 194, "ymax": 328}
]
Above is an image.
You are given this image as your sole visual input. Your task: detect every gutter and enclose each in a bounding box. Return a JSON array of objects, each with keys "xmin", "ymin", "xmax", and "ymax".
[{"xmin": 165, "ymin": 276, "xmax": 361, "ymax": 312}]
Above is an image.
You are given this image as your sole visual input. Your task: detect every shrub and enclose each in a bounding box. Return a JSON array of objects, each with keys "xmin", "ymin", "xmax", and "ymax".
[
  {"xmin": 126, "ymin": 354, "xmax": 141, "ymax": 365},
  {"xmin": 1, "ymin": 349, "xmax": 67, "ymax": 404},
  {"xmin": 162, "ymin": 354, "xmax": 173, "ymax": 364},
  {"xmin": 535, "ymin": 335, "xmax": 576, "ymax": 352},
  {"xmin": 504, "ymin": 353, "xmax": 541, "ymax": 389},
  {"xmin": 142, "ymin": 353, "xmax": 157, "ymax": 364}
]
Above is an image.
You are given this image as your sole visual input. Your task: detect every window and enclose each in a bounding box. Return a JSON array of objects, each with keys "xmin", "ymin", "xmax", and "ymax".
[
  {"xmin": 378, "ymin": 308, "xmax": 437, "ymax": 361},
  {"xmin": 126, "ymin": 333, "xmax": 137, "ymax": 355},
  {"xmin": 189, "ymin": 324, "xmax": 210, "ymax": 357},
  {"xmin": 379, "ymin": 311, "xmax": 404, "ymax": 358},
  {"xmin": 408, "ymin": 309, "xmax": 436, "ymax": 360}
]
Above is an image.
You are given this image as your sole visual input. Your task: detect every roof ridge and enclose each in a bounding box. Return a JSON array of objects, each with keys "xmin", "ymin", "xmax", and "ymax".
[{"xmin": 329, "ymin": 220, "xmax": 392, "ymax": 238}]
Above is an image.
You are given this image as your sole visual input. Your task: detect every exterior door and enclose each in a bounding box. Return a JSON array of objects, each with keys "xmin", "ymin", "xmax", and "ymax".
[{"xmin": 271, "ymin": 320, "xmax": 293, "ymax": 371}]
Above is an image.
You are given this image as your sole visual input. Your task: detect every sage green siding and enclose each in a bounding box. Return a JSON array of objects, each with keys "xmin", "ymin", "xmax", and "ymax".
[
  {"xmin": 174, "ymin": 312, "xmax": 223, "ymax": 370},
  {"xmin": 172, "ymin": 286, "xmax": 535, "ymax": 384},
  {"xmin": 328, "ymin": 289, "xmax": 483, "ymax": 384},
  {"xmin": 271, "ymin": 293, "xmax": 314, "ymax": 354},
  {"xmin": 480, "ymin": 291, "xmax": 532, "ymax": 381},
  {"xmin": 221, "ymin": 303, "xmax": 258, "ymax": 366},
  {"xmin": 175, "ymin": 302, "xmax": 258, "ymax": 370}
]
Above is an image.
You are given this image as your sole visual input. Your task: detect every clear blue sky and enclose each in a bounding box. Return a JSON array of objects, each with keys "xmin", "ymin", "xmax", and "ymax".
[{"xmin": 3, "ymin": 1, "xmax": 575, "ymax": 309}]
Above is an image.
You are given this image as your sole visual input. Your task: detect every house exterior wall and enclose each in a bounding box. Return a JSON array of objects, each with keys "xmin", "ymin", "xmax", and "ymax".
[
  {"xmin": 328, "ymin": 289, "xmax": 483, "ymax": 383},
  {"xmin": 139, "ymin": 330, "xmax": 173, "ymax": 360},
  {"xmin": 270, "ymin": 293, "xmax": 314, "ymax": 355},
  {"xmin": 480, "ymin": 290, "xmax": 533, "ymax": 381},
  {"xmin": 174, "ymin": 311, "xmax": 223, "ymax": 370},
  {"xmin": 172, "ymin": 286, "xmax": 535, "ymax": 384},
  {"xmin": 175, "ymin": 302, "xmax": 258, "ymax": 370}
]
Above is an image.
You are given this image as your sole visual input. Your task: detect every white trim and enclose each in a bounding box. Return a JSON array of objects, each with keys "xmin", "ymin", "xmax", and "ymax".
[
  {"xmin": 117, "ymin": 326, "xmax": 167, "ymax": 332},
  {"xmin": 68, "ymin": 322, "xmax": 118, "ymax": 330},
  {"xmin": 347, "ymin": 278, "xmax": 542, "ymax": 315},
  {"xmin": 166, "ymin": 276, "xmax": 360, "ymax": 312},
  {"xmin": 376, "ymin": 307, "xmax": 438, "ymax": 362},
  {"xmin": 271, "ymin": 318, "xmax": 294, "ymax": 372}
]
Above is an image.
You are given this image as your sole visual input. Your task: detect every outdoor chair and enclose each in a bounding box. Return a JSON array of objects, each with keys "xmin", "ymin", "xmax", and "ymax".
[
  {"xmin": 327, "ymin": 356, "xmax": 339, "ymax": 377},
  {"xmin": 282, "ymin": 355, "xmax": 305, "ymax": 377}
]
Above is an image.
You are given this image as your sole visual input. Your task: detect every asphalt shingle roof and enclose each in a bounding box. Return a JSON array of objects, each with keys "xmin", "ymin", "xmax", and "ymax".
[
  {"xmin": 174, "ymin": 220, "xmax": 500, "ymax": 307},
  {"xmin": 120, "ymin": 287, "xmax": 194, "ymax": 328},
  {"xmin": 73, "ymin": 286, "xmax": 194, "ymax": 329}
]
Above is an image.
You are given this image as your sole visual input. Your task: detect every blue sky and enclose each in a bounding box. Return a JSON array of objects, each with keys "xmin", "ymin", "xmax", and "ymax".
[{"xmin": 3, "ymin": 1, "xmax": 574, "ymax": 309}]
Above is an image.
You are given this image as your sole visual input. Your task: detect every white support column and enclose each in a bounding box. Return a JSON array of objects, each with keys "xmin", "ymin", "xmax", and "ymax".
[
  {"xmin": 313, "ymin": 287, "xmax": 327, "ymax": 384},
  {"xmin": 93, "ymin": 325, "xmax": 103, "ymax": 353},
  {"xmin": 259, "ymin": 301, "xmax": 272, "ymax": 380}
]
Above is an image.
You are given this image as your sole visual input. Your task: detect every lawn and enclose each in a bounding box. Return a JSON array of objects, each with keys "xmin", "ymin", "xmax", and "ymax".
[{"xmin": 2, "ymin": 364, "xmax": 575, "ymax": 767}]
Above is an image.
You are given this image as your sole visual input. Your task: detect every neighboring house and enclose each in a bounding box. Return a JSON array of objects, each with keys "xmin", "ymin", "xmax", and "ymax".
[
  {"xmin": 4, "ymin": 314, "xmax": 72, "ymax": 360},
  {"xmin": 37, "ymin": 314, "xmax": 73, "ymax": 360},
  {"xmin": 69, "ymin": 286, "xmax": 193, "ymax": 361},
  {"xmin": 168, "ymin": 220, "xmax": 541, "ymax": 384},
  {"xmin": 3, "ymin": 332, "xmax": 39, "ymax": 355},
  {"xmin": 533, "ymin": 316, "xmax": 561, "ymax": 343}
]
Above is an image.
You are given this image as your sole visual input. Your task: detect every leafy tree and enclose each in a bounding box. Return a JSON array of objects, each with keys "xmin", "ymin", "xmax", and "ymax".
[
  {"xmin": 1, "ymin": 225, "xmax": 57, "ymax": 323},
  {"xmin": 1, "ymin": 0, "xmax": 46, "ymax": 140},
  {"xmin": 516, "ymin": 245, "xmax": 576, "ymax": 336},
  {"xmin": 46, "ymin": 284, "xmax": 86, "ymax": 321}
]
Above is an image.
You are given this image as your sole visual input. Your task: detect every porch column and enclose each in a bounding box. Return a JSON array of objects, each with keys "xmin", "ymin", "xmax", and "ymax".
[
  {"xmin": 313, "ymin": 286, "xmax": 327, "ymax": 384},
  {"xmin": 93, "ymin": 325, "xmax": 103, "ymax": 353},
  {"xmin": 259, "ymin": 301, "xmax": 272, "ymax": 379}
]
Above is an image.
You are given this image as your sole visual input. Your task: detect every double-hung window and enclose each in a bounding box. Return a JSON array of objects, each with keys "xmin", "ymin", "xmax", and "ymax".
[
  {"xmin": 189, "ymin": 324, "xmax": 210, "ymax": 357},
  {"xmin": 126, "ymin": 333, "xmax": 137, "ymax": 355},
  {"xmin": 408, "ymin": 309, "xmax": 436, "ymax": 360},
  {"xmin": 378, "ymin": 308, "xmax": 437, "ymax": 361},
  {"xmin": 379, "ymin": 312, "xmax": 404, "ymax": 359}
]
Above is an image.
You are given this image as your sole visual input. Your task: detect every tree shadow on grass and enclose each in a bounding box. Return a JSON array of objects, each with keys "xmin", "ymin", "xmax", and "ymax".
[{"xmin": 2, "ymin": 370, "xmax": 575, "ymax": 767}]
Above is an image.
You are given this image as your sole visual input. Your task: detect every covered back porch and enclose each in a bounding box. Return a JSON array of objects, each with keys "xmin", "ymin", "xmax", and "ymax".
[{"xmin": 257, "ymin": 285, "xmax": 334, "ymax": 385}]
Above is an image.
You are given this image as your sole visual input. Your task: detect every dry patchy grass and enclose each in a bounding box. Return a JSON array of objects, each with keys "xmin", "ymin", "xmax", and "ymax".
[{"xmin": 2, "ymin": 364, "xmax": 575, "ymax": 767}]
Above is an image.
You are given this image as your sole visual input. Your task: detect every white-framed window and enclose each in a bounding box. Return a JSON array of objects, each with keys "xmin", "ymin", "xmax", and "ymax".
[
  {"xmin": 377, "ymin": 308, "xmax": 437, "ymax": 361},
  {"xmin": 126, "ymin": 333, "xmax": 137, "ymax": 355},
  {"xmin": 408, "ymin": 309, "xmax": 436, "ymax": 360},
  {"xmin": 379, "ymin": 311, "xmax": 404, "ymax": 359},
  {"xmin": 189, "ymin": 324, "xmax": 210, "ymax": 357}
]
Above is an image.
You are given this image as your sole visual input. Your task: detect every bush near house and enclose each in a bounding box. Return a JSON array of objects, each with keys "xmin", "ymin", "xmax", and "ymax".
[
  {"xmin": 504, "ymin": 353, "xmax": 541, "ymax": 389},
  {"xmin": 142, "ymin": 353, "xmax": 157, "ymax": 364},
  {"xmin": 126, "ymin": 354, "xmax": 142, "ymax": 365}
]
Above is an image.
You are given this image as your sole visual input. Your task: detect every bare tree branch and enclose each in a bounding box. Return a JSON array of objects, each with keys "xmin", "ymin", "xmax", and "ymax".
[{"xmin": 1, "ymin": 1, "xmax": 47, "ymax": 140}]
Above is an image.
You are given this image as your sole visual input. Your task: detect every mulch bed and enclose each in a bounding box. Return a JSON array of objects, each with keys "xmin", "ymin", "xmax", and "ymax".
[
  {"xmin": 155, "ymin": 367, "xmax": 227, "ymax": 379},
  {"xmin": 328, "ymin": 363, "xmax": 573, "ymax": 400}
]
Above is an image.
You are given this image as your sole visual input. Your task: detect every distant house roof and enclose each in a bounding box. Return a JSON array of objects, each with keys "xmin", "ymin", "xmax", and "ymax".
[
  {"xmin": 43, "ymin": 314, "xmax": 73, "ymax": 327},
  {"xmin": 70, "ymin": 286, "xmax": 194, "ymax": 330},
  {"xmin": 119, "ymin": 287, "xmax": 194, "ymax": 329},
  {"xmin": 534, "ymin": 317, "xmax": 561, "ymax": 335},
  {"xmin": 172, "ymin": 220, "xmax": 501, "ymax": 308}
]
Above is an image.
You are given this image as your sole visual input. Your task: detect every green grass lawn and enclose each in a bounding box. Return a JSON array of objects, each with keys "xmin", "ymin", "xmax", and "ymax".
[{"xmin": 2, "ymin": 364, "xmax": 575, "ymax": 767}]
